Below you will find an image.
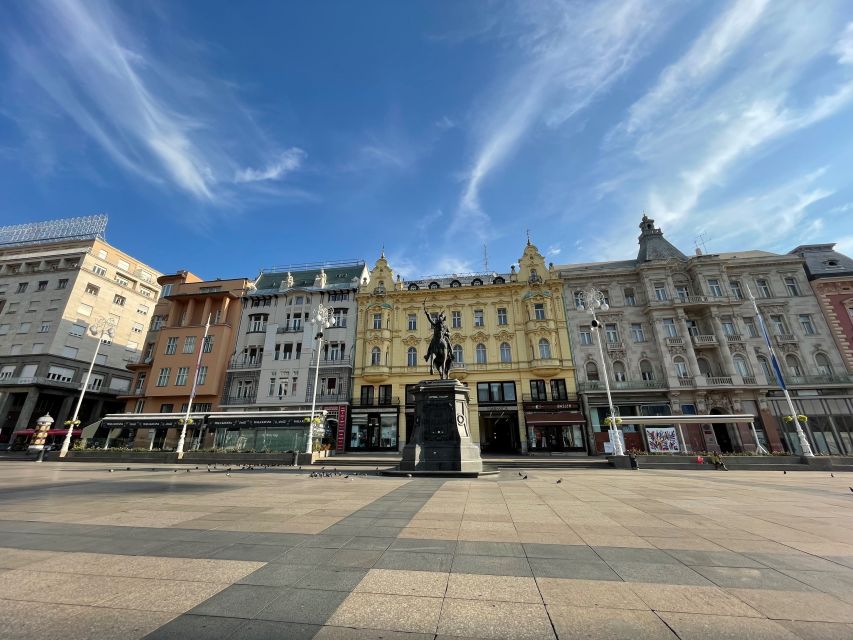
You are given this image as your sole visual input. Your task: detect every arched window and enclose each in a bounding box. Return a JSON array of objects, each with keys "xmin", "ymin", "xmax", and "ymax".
[
  {"xmin": 733, "ymin": 354, "xmax": 750, "ymax": 377},
  {"xmin": 475, "ymin": 343, "xmax": 487, "ymax": 364},
  {"xmin": 407, "ymin": 346, "xmax": 417, "ymax": 367},
  {"xmin": 538, "ymin": 338, "xmax": 551, "ymax": 359},
  {"xmin": 815, "ymin": 353, "xmax": 833, "ymax": 376},
  {"xmin": 586, "ymin": 361, "xmax": 600, "ymax": 381},
  {"xmin": 757, "ymin": 355, "xmax": 773, "ymax": 382},
  {"xmin": 370, "ymin": 347, "xmax": 381, "ymax": 365},
  {"xmin": 500, "ymin": 342, "xmax": 512, "ymax": 363},
  {"xmin": 674, "ymin": 356, "xmax": 689, "ymax": 378},
  {"xmin": 639, "ymin": 359, "xmax": 654, "ymax": 381},
  {"xmin": 453, "ymin": 344, "xmax": 464, "ymax": 363},
  {"xmin": 612, "ymin": 361, "xmax": 626, "ymax": 382},
  {"xmin": 786, "ymin": 354, "xmax": 802, "ymax": 377},
  {"xmin": 697, "ymin": 357, "xmax": 713, "ymax": 377}
]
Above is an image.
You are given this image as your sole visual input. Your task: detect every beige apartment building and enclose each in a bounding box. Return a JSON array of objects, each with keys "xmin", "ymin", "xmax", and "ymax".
[
  {"xmin": 120, "ymin": 272, "xmax": 251, "ymax": 449},
  {"xmin": 0, "ymin": 215, "xmax": 161, "ymax": 445}
]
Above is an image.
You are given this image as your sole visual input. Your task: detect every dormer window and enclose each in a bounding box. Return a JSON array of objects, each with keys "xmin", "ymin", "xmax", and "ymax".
[
  {"xmin": 826, "ymin": 260, "xmax": 839, "ymax": 267},
  {"xmin": 471, "ymin": 278, "xmax": 483, "ymax": 286}
]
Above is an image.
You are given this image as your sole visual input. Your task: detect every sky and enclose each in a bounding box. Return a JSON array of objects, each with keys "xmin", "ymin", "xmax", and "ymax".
[{"xmin": 1, "ymin": 0, "xmax": 853, "ymax": 280}]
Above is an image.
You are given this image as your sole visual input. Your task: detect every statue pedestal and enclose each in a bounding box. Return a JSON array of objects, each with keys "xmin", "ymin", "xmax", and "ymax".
[{"xmin": 396, "ymin": 379, "xmax": 485, "ymax": 475}]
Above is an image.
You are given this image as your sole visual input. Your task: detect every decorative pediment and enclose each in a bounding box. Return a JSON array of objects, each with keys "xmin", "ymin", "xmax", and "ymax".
[
  {"xmin": 494, "ymin": 330, "xmax": 513, "ymax": 342},
  {"xmin": 470, "ymin": 331, "xmax": 489, "ymax": 342},
  {"xmin": 401, "ymin": 335, "xmax": 421, "ymax": 347},
  {"xmin": 366, "ymin": 302, "xmax": 392, "ymax": 310},
  {"xmin": 522, "ymin": 289, "xmax": 552, "ymax": 301},
  {"xmin": 450, "ymin": 332, "xmax": 466, "ymax": 343}
]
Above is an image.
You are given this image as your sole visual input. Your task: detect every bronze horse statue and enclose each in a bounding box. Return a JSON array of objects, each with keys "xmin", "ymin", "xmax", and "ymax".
[{"xmin": 424, "ymin": 304, "xmax": 454, "ymax": 379}]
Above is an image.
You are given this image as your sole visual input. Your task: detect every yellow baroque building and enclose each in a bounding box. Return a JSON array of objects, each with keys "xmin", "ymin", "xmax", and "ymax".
[{"xmin": 351, "ymin": 241, "xmax": 584, "ymax": 455}]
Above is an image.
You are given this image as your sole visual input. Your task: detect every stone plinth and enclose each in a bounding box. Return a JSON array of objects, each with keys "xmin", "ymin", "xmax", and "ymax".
[{"xmin": 398, "ymin": 379, "xmax": 484, "ymax": 474}]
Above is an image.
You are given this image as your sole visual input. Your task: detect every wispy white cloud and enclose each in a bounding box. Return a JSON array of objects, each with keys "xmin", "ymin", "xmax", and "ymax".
[
  {"xmin": 836, "ymin": 22, "xmax": 853, "ymax": 65},
  {"xmin": 547, "ymin": 244, "xmax": 561, "ymax": 256},
  {"xmin": 234, "ymin": 148, "xmax": 306, "ymax": 183},
  {"xmin": 450, "ymin": 0, "xmax": 678, "ymax": 242},
  {"xmin": 2, "ymin": 0, "xmax": 302, "ymax": 202}
]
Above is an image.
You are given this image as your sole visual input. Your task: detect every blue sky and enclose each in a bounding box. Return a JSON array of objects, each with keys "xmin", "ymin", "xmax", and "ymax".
[{"xmin": 2, "ymin": 0, "xmax": 852, "ymax": 280}]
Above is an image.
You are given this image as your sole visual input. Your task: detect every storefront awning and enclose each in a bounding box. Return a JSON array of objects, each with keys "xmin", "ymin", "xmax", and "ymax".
[
  {"xmin": 525, "ymin": 411, "xmax": 586, "ymax": 425},
  {"xmin": 205, "ymin": 414, "xmax": 311, "ymax": 429},
  {"xmin": 100, "ymin": 413, "xmax": 205, "ymax": 430},
  {"xmin": 13, "ymin": 429, "xmax": 82, "ymax": 436}
]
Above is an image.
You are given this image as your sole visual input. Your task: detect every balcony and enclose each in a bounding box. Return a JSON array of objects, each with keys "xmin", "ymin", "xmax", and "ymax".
[
  {"xmin": 677, "ymin": 377, "xmax": 695, "ymax": 388},
  {"xmin": 352, "ymin": 396, "xmax": 400, "ymax": 408},
  {"xmin": 691, "ymin": 334, "xmax": 718, "ymax": 348},
  {"xmin": 221, "ymin": 394, "xmax": 257, "ymax": 405},
  {"xmin": 605, "ymin": 340, "xmax": 624, "ymax": 351},
  {"xmin": 0, "ymin": 376, "xmax": 79, "ymax": 389},
  {"xmin": 305, "ymin": 391, "xmax": 351, "ymax": 404},
  {"xmin": 310, "ymin": 355, "xmax": 353, "ymax": 368},
  {"xmin": 664, "ymin": 336, "xmax": 684, "ymax": 347},
  {"xmin": 228, "ymin": 356, "xmax": 263, "ymax": 370},
  {"xmin": 449, "ymin": 362, "xmax": 468, "ymax": 380},
  {"xmin": 774, "ymin": 334, "xmax": 797, "ymax": 345},
  {"xmin": 706, "ymin": 376, "xmax": 733, "ymax": 386},
  {"xmin": 725, "ymin": 334, "xmax": 744, "ymax": 343},
  {"xmin": 276, "ymin": 325, "xmax": 304, "ymax": 334},
  {"xmin": 362, "ymin": 364, "xmax": 391, "ymax": 383},
  {"xmin": 742, "ymin": 376, "xmax": 758, "ymax": 385},
  {"xmin": 577, "ymin": 380, "xmax": 665, "ymax": 392},
  {"xmin": 530, "ymin": 358, "xmax": 562, "ymax": 378},
  {"xmin": 788, "ymin": 374, "xmax": 853, "ymax": 386}
]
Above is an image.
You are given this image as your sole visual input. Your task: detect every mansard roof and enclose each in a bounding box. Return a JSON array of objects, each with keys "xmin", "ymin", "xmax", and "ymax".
[
  {"xmin": 788, "ymin": 244, "xmax": 853, "ymax": 280},
  {"xmin": 636, "ymin": 214, "xmax": 687, "ymax": 263}
]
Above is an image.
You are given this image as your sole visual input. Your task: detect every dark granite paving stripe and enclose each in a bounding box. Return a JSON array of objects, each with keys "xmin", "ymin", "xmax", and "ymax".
[{"xmin": 143, "ymin": 479, "xmax": 447, "ymax": 639}]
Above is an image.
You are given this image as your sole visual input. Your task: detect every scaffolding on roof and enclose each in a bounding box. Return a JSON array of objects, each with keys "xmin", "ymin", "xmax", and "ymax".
[{"xmin": 0, "ymin": 214, "xmax": 108, "ymax": 248}]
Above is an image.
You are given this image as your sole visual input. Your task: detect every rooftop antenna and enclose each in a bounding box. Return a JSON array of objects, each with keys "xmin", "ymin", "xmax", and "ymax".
[
  {"xmin": 483, "ymin": 244, "xmax": 489, "ymax": 272},
  {"xmin": 694, "ymin": 232, "xmax": 709, "ymax": 256},
  {"xmin": 526, "ymin": 228, "xmax": 532, "ymax": 246}
]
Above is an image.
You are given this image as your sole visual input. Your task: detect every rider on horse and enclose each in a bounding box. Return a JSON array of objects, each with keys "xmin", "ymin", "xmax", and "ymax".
[{"xmin": 424, "ymin": 303, "xmax": 454, "ymax": 378}]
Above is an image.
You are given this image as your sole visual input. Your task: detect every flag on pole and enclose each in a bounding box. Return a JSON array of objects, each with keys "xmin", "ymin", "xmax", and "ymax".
[{"xmin": 747, "ymin": 285, "xmax": 787, "ymax": 390}]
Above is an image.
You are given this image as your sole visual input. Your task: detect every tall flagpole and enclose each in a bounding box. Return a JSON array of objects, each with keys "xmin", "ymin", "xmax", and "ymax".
[
  {"xmin": 746, "ymin": 285, "xmax": 814, "ymax": 457},
  {"xmin": 177, "ymin": 314, "xmax": 211, "ymax": 460}
]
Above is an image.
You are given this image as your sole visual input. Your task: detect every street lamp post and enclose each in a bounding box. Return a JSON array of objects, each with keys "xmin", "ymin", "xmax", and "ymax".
[
  {"xmin": 176, "ymin": 314, "xmax": 212, "ymax": 460},
  {"xmin": 59, "ymin": 318, "xmax": 116, "ymax": 458},
  {"xmin": 578, "ymin": 287, "xmax": 625, "ymax": 456},
  {"xmin": 307, "ymin": 304, "xmax": 336, "ymax": 454}
]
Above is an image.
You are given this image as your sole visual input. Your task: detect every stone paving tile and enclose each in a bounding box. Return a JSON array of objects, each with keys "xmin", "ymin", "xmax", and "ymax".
[
  {"xmin": 456, "ymin": 541, "xmax": 525, "ymax": 557},
  {"xmin": 528, "ymin": 558, "xmax": 622, "ymax": 581},
  {"xmin": 660, "ymin": 549, "xmax": 765, "ymax": 567},
  {"xmin": 388, "ymin": 538, "xmax": 457, "ymax": 554},
  {"xmin": 451, "ymin": 554, "xmax": 532, "ymax": 577},
  {"xmin": 725, "ymin": 588, "xmax": 853, "ymax": 623},
  {"xmin": 237, "ymin": 562, "xmax": 314, "ymax": 587},
  {"xmin": 446, "ymin": 573, "xmax": 541, "ymax": 603},
  {"xmin": 778, "ymin": 569, "xmax": 853, "ymax": 603},
  {"xmin": 547, "ymin": 605, "xmax": 677, "ymax": 640},
  {"xmin": 693, "ymin": 565, "xmax": 817, "ymax": 591},
  {"xmin": 144, "ymin": 613, "xmax": 245, "ymax": 639},
  {"xmin": 254, "ymin": 587, "xmax": 351, "ymax": 624},
  {"xmin": 536, "ymin": 577, "xmax": 648, "ymax": 610},
  {"xmin": 437, "ymin": 598, "xmax": 554, "ymax": 640},
  {"xmin": 189, "ymin": 584, "xmax": 285, "ymax": 618},
  {"xmin": 355, "ymin": 568, "xmax": 449, "ymax": 597},
  {"xmin": 102, "ymin": 578, "xmax": 231, "ymax": 612},
  {"xmin": 295, "ymin": 566, "xmax": 369, "ymax": 591},
  {"xmin": 608, "ymin": 561, "xmax": 713, "ymax": 585},
  {"xmin": 375, "ymin": 550, "xmax": 454, "ymax": 572},
  {"xmin": 210, "ymin": 543, "xmax": 290, "ymax": 562},
  {"xmin": 0, "ymin": 547, "xmax": 60, "ymax": 569},
  {"xmin": 523, "ymin": 543, "xmax": 599, "ymax": 561},
  {"xmin": 234, "ymin": 620, "xmax": 321, "ymax": 639},
  {"xmin": 341, "ymin": 536, "xmax": 396, "ymax": 551},
  {"xmin": 777, "ymin": 620, "xmax": 853, "ymax": 640},
  {"xmin": 658, "ymin": 612, "xmax": 802, "ymax": 640},
  {"xmin": 328, "ymin": 592, "xmax": 443, "ymax": 634},
  {"xmin": 745, "ymin": 551, "xmax": 851, "ymax": 573},
  {"xmin": 314, "ymin": 628, "xmax": 434, "ymax": 640},
  {"xmin": 326, "ymin": 548, "xmax": 384, "ymax": 568},
  {"xmin": 628, "ymin": 583, "xmax": 763, "ymax": 617}
]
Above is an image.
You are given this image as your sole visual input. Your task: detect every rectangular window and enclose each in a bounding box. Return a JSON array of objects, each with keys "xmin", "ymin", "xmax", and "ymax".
[
  {"xmin": 744, "ymin": 317, "xmax": 759, "ymax": 338},
  {"xmin": 175, "ymin": 367, "xmax": 189, "ymax": 386},
  {"xmin": 372, "ymin": 313, "xmax": 382, "ymax": 329},
  {"xmin": 113, "ymin": 294, "xmax": 126, "ymax": 306},
  {"xmin": 654, "ymin": 283, "xmax": 668, "ymax": 301},
  {"xmin": 623, "ymin": 288, "xmax": 636, "ymax": 306},
  {"xmin": 57, "ymin": 279, "xmax": 68, "ymax": 289},
  {"xmin": 474, "ymin": 309, "xmax": 484, "ymax": 326},
  {"xmin": 721, "ymin": 316, "xmax": 736, "ymax": 335},
  {"xmin": 770, "ymin": 314, "xmax": 786, "ymax": 335},
  {"xmin": 131, "ymin": 322, "xmax": 144, "ymax": 334},
  {"xmin": 92, "ymin": 264, "xmax": 107, "ymax": 277},
  {"xmin": 16, "ymin": 282, "xmax": 27, "ymax": 293},
  {"xmin": 707, "ymin": 279, "xmax": 723, "ymax": 297},
  {"xmin": 550, "ymin": 379, "xmax": 568, "ymax": 400},
  {"xmin": 69, "ymin": 322, "xmax": 86, "ymax": 338},
  {"xmin": 151, "ymin": 315, "xmax": 165, "ymax": 330},
  {"xmin": 756, "ymin": 279, "xmax": 771, "ymax": 298},
  {"xmin": 574, "ymin": 291, "xmax": 584, "ymax": 309},
  {"xmin": 97, "ymin": 249, "xmax": 107, "ymax": 259},
  {"xmin": 47, "ymin": 366, "xmax": 74, "ymax": 382},
  {"xmin": 675, "ymin": 285, "xmax": 689, "ymax": 300},
  {"xmin": 785, "ymin": 277, "xmax": 801, "ymax": 297},
  {"xmin": 77, "ymin": 303, "xmax": 93, "ymax": 317},
  {"xmin": 799, "ymin": 314, "xmax": 816, "ymax": 335},
  {"xmin": 249, "ymin": 314, "xmax": 267, "ymax": 332},
  {"xmin": 579, "ymin": 326, "xmax": 592, "ymax": 345},
  {"xmin": 62, "ymin": 345, "xmax": 79, "ymax": 358},
  {"xmin": 87, "ymin": 374, "xmax": 104, "ymax": 391},
  {"xmin": 137, "ymin": 304, "xmax": 149, "ymax": 315},
  {"xmin": 156, "ymin": 368, "xmax": 170, "ymax": 386},
  {"xmin": 117, "ymin": 259, "xmax": 130, "ymax": 272},
  {"xmin": 32, "ymin": 343, "xmax": 44, "ymax": 354},
  {"xmin": 496, "ymin": 308, "xmax": 508, "ymax": 325},
  {"xmin": 630, "ymin": 323, "xmax": 645, "ymax": 342},
  {"xmin": 196, "ymin": 365, "xmax": 208, "ymax": 386},
  {"xmin": 203, "ymin": 335, "xmax": 214, "ymax": 353},
  {"xmin": 159, "ymin": 404, "xmax": 174, "ymax": 414},
  {"xmin": 452, "ymin": 310, "xmax": 462, "ymax": 328},
  {"xmin": 114, "ymin": 275, "xmax": 130, "ymax": 288},
  {"xmin": 165, "ymin": 336, "xmax": 178, "ymax": 354},
  {"xmin": 663, "ymin": 318, "xmax": 678, "ymax": 337},
  {"xmin": 530, "ymin": 380, "xmax": 547, "ymax": 401},
  {"xmin": 605, "ymin": 323, "xmax": 619, "ymax": 343},
  {"xmin": 17, "ymin": 322, "xmax": 31, "ymax": 333},
  {"xmin": 85, "ymin": 283, "xmax": 99, "ymax": 296},
  {"xmin": 183, "ymin": 336, "xmax": 196, "ymax": 353},
  {"xmin": 37, "ymin": 280, "xmax": 48, "ymax": 291},
  {"xmin": 126, "ymin": 340, "xmax": 138, "ymax": 351},
  {"xmin": 730, "ymin": 281, "xmax": 743, "ymax": 300},
  {"xmin": 160, "ymin": 283, "xmax": 172, "ymax": 298},
  {"xmin": 476, "ymin": 381, "xmax": 516, "ymax": 403},
  {"xmin": 407, "ymin": 314, "xmax": 417, "ymax": 331},
  {"xmin": 533, "ymin": 303, "xmax": 545, "ymax": 320}
]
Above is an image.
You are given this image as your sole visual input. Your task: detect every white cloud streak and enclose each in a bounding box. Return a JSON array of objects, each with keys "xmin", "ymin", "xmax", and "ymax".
[{"xmin": 235, "ymin": 148, "xmax": 306, "ymax": 183}]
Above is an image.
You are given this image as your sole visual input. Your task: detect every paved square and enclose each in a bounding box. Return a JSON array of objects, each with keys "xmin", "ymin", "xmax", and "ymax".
[{"xmin": 0, "ymin": 461, "xmax": 851, "ymax": 639}]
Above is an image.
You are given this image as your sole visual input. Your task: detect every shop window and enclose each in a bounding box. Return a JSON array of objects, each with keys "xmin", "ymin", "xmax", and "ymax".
[
  {"xmin": 550, "ymin": 379, "xmax": 568, "ymax": 400},
  {"xmin": 530, "ymin": 380, "xmax": 547, "ymax": 401}
]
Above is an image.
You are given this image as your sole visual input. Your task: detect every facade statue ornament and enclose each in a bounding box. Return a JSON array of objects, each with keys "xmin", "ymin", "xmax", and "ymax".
[{"xmin": 423, "ymin": 302, "xmax": 454, "ymax": 379}]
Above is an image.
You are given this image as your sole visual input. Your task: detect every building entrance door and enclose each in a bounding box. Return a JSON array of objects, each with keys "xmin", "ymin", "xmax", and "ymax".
[
  {"xmin": 480, "ymin": 412, "xmax": 519, "ymax": 453},
  {"xmin": 713, "ymin": 424, "xmax": 733, "ymax": 452}
]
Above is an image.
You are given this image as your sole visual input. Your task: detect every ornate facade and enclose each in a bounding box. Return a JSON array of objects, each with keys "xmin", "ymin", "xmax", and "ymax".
[
  {"xmin": 559, "ymin": 216, "xmax": 853, "ymax": 455},
  {"xmin": 351, "ymin": 242, "xmax": 580, "ymax": 454}
]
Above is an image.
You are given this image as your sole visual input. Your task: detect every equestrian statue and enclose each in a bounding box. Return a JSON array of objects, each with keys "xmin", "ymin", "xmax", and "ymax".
[{"xmin": 423, "ymin": 302, "xmax": 454, "ymax": 379}]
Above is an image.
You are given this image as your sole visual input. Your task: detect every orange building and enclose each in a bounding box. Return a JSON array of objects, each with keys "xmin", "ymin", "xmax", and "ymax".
[{"xmin": 120, "ymin": 271, "xmax": 251, "ymax": 448}]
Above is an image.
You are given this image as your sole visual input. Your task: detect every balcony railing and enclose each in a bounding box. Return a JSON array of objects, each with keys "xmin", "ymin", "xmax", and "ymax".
[
  {"xmin": 664, "ymin": 336, "xmax": 684, "ymax": 347},
  {"xmin": 229, "ymin": 356, "xmax": 263, "ymax": 369},
  {"xmin": 605, "ymin": 341, "xmax": 624, "ymax": 351},
  {"xmin": 691, "ymin": 334, "xmax": 718, "ymax": 347},
  {"xmin": 774, "ymin": 334, "xmax": 797, "ymax": 345},
  {"xmin": 309, "ymin": 355, "xmax": 352, "ymax": 367},
  {"xmin": 578, "ymin": 380, "xmax": 666, "ymax": 392},
  {"xmin": 351, "ymin": 396, "xmax": 400, "ymax": 408},
  {"xmin": 788, "ymin": 374, "xmax": 853, "ymax": 386},
  {"xmin": 742, "ymin": 376, "xmax": 757, "ymax": 385},
  {"xmin": 677, "ymin": 377, "xmax": 695, "ymax": 387},
  {"xmin": 725, "ymin": 334, "xmax": 744, "ymax": 343},
  {"xmin": 0, "ymin": 376, "xmax": 79, "ymax": 389},
  {"xmin": 521, "ymin": 393, "xmax": 576, "ymax": 402},
  {"xmin": 706, "ymin": 376, "xmax": 733, "ymax": 386},
  {"xmin": 276, "ymin": 326, "xmax": 304, "ymax": 334},
  {"xmin": 221, "ymin": 394, "xmax": 257, "ymax": 405}
]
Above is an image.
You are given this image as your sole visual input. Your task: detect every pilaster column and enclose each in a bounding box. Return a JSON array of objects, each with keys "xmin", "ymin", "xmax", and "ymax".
[
  {"xmin": 184, "ymin": 299, "xmax": 196, "ymax": 327},
  {"xmin": 710, "ymin": 313, "xmax": 734, "ymax": 374},
  {"xmin": 54, "ymin": 395, "xmax": 75, "ymax": 428},
  {"xmin": 14, "ymin": 389, "xmax": 40, "ymax": 432},
  {"xmin": 201, "ymin": 298, "xmax": 212, "ymax": 323},
  {"xmin": 676, "ymin": 311, "xmax": 701, "ymax": 376}
]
